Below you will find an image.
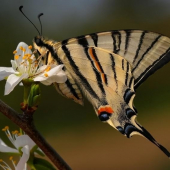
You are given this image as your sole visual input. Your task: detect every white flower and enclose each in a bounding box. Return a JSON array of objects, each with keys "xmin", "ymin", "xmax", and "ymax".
[
  {"xmin": 0, "ymin": 126, "xmax": 36, "ymax": 170},
  {"xmin": 0, "ymin": 42, "xmax": 67, "ymax": 95},
  {"xmin": 0, "ymin": 157, "xmax": 27, "ymax": 170},
  {"xmin": 0, "ymin": 159, "xmax": 13, "ymax": 170}
]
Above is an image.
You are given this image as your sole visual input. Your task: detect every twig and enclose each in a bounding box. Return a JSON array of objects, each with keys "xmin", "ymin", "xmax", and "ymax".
[{"xmin": 0, "ymin": 99, "xmax": 71, "ymax": 170}]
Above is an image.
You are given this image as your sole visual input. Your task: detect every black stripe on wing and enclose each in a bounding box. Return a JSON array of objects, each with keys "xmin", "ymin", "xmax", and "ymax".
[
  {"xmin": 90, "ymin": 33, "xmax": 98, "ymax": 47},
  {"xmin": 111, "ymin": 30, "xmax": 121, "ymax": 54},
  {"xmin": 65, "ymin": 80, "xmax": 81, "ymax": 100},
  {"xmin": 122, "ymin": 59, "xmax": 125, "ymax": 70},
  {"xmin": 110, "ymin": 54, "xmax": 118, "ymax": 90},
  {"xmin": 91, "ymin": 48, "xmax": 108, "ymax": 85},
  {"xmin": 125, "ymin": 62, "xmax": 130, "ymax": 86},
  {"xmin": 45, "ymin": 51, "xmax": 49, "ymax": 65},
  {"xmin": 61, "ymin": 40, "xmax": 100, "ymax": 100},
  {"xmin": 124, "ymin": 30, "xmax": 131, "ymax": 55},
  {"xmin": 132, "ymin": 34, "xmax": 162, "ymax": 73},
  {"xmin": 38, "ymin": 39, "xmax": 63, "ymax": 64},
  {"xmin": 77, "ymin": 35, "xmax": 89, "ymax": 47},
  {"xmin": 84, "ymin": 47, "xmax": 106, "ymax": 95},
  {"xmin": 133, "ymin": 31, "xmax": 146, "ymax": 64},
  {"xmin": 134, "ymin": 47, "xmax": 170, "ymax": 88}
]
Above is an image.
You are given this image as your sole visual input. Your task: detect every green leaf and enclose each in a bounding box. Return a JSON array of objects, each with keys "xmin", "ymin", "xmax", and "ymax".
[
  {"xmin": 35, "ymin": 149, "xmax": 45, "ymax": 157},
  {"xmin": 33, "ymin": 158, "xmax": 56, "ymax": 170}
]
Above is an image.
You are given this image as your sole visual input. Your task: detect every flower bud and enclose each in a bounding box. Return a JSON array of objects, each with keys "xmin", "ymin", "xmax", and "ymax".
[{"xmin": 27, "ymin": 83, "xmax": 41, "ymax": 108}]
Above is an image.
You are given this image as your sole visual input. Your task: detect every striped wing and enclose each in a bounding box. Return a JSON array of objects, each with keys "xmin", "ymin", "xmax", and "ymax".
[
  {"xmin": 33, "ymin": 30, "xmax": 170, "ymax": 157},
  {"xmin": 58, "ymin": 43, "xmax": 136, "ymax": 124},
  {"xmin": 57, "ymin": 40, "xmax": 170, "ymax": 157},
  {"xmin": 53, "ymin": 69, "xmax": 83, "ymax": 105},
  {"xmin": 63, "ymin": 30, "xmax": 170, "ymax": 89}
]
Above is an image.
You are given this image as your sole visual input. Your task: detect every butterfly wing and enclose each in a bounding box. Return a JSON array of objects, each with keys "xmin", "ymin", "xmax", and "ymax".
[
  {"xmin": 53, "ymin": 69, "xmax": 83, "ymax": 105},
  {"xmin": 57, "ymin": 43, "xmax": 170, "ymax": 157},
  {"xmin": 33, "ymin": 30, "xmax": 170, "ymax": 157},
  {"xmin": 63, "ymin": 30, "xmax": 170, "ymax": 89},
  {"xmin": 58, "ymin": 44, "xmax": 135, "ymax": 123}
]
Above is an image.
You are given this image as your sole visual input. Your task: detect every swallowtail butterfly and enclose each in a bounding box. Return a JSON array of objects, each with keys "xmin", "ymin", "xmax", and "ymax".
[{"xmin": 20, "ymin": 6, "xmax": 170, "ymax": 158}]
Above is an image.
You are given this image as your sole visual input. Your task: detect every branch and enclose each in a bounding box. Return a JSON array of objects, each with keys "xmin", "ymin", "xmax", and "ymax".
[{"xmin": 0, "ymin": 99, "xmax": 71, "ymax": 170}]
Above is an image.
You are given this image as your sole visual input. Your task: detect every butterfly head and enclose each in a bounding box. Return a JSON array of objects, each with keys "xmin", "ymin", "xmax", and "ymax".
[
  {"xmin": 33, "ymin": 36, "xmax": 46, "ymax": 54},
  {"xmin": 34, "ymin": 36, "xmax": 44, "ymax": 47},
  {"xmin": 33, "ymin": 36, "xmax": 48, "ymax": 64}
]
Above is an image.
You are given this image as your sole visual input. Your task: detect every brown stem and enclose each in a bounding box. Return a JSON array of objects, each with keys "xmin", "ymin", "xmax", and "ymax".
[{"xmin": 0, "ymin": 99, "xmax": 71, "ymax": 170}]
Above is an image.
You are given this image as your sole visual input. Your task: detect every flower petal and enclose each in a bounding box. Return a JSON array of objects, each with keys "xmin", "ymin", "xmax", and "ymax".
[
  {"xmin": 5, "ymin": 73, "xmax": 28, "ymax": 95},
  {"xmin": 14, "ymin": 135, "xmax": 35, "ymax": 150},
  {"xmin": 36, "ymin": 65, "xmax": 48, "ymax": 74},
  {"xmin": 34, "ymin": 65, "xmax": 63, "ymax": 81},
  {"xmin": 0, "ymin": 139, "xmax": 18, "ymax": 153},
  {"xmin": 11, "ymin": 60, "xmax": 17, "ymax": 71},
  {"xmin": 54, "ymin": 70, "xmax": 67, "ymax": 83},
  {"xmin": 0, "ymin": 67, "xmax": 16, "ymax": 81},
  {"xmin": 48, "ymin": 65, "xmax": 65, "ymax": 76},
  {"xmin": 15, "ymin": 42, "xmax": 32, "ymax": 64},
  {"xmin": 41, "ymin": 73, "xmax": 67, "ymax": 85},
  {"xmin": 16, "ymin": 42, "xmax": 30, "ymax": 53},
  {"xmin": 34, "ymin": 65, "xmax": 67, "ymax": 84},
  {"xmin": 16, "ymin": 145, "xmax": 30, "ymax": 170}
]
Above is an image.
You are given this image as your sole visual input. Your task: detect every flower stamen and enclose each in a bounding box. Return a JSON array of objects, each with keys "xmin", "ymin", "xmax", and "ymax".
[
  {"xmin": 9, "ymin": 157, "xmax": 13, "ymax": 161},
  {"xmin": 0, "ymin": 42, "xmax": 67, "ymax": 95},
  {"xmin": 2, "ymin": 126, "xmax": 16, "ymax": 144},
  {"xmin": 15, "ymin": 55, "xmax": 19, "ymax": 60},
  {"xmin": 20, "ymin": 46, "xmax": 26, "ymax": 52},
  {"xmin": 13, "ymin": 50, "xmax": 17, "ymax": 54},
  {"xmin": 22, "ymin": 55, "xmax": 27, "ymax": 60},
  {"xmin": 0, "ymin": 159, "xmax": 12, "ymax": 170},
  {"xmin": 9, "ymin": 157, "xmax": 16, "ymax": 169},
  {"xmin": 44, "ymin": 73, "xmax": 48, "ymax": 77},
  {"xmin": 45, "ymin": 66, "xmax": 51, "ymax": 72},
  {"xmin": 28, "ymin": 45, "xmax": 32, "ymax": 49},
  {"xmin": 2, "ymin": 126, "xmax": 9, "ymax": 131}
]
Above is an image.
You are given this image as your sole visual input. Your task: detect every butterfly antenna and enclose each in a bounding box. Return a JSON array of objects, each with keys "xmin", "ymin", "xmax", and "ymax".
[
  {"xmin": 38, "ymin": 13, "xmax": 44, "ymax": 36},
  {"xmin": 19, "ymin": 6, "xmax": 41, "ymax": 35}
]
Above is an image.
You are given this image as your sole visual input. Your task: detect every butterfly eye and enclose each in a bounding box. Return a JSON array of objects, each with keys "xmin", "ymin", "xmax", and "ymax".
[
  {"xmin": 35, "ymin": 37, "xmax": 43, "ymax": 46},
  {"xmin": 98, "ymin": 112, "xmax": 111, "ymax": 121}
]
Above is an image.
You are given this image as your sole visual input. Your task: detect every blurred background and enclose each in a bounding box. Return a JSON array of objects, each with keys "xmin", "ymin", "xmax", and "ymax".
[{"xmin": 0, "ymin": 0, "xmax": 170, "ymax": 169}]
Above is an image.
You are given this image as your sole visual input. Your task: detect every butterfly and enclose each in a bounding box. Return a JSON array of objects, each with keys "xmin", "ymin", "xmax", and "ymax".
[
  {"xmin": 33, "ymin": 30, "xmax": 170, "ymax": 157},
  {"xmin": 20, "ymin": 6, "xmax": 170, "ymax": 158}
]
